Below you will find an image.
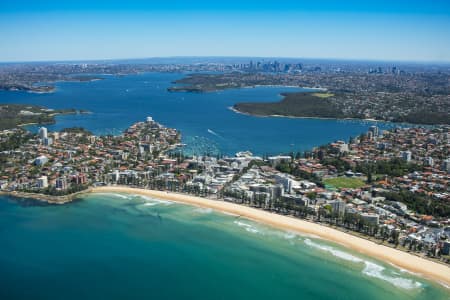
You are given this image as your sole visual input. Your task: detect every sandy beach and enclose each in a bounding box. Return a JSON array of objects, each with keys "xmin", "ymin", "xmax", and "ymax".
[{"xmin": 89, "ymin": 186, "xmax": 450, "ymax": 287}]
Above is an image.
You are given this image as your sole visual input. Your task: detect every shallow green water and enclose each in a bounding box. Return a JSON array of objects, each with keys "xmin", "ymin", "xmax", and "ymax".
[{"xmin": 0, "ymin": 193, "xmax": 448, "ymax": 300}]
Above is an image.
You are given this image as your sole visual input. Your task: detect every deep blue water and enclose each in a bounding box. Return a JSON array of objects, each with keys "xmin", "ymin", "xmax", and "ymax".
[{"xmin": 0, "ymin": 72, "xmax": 397, "ymax": 155}]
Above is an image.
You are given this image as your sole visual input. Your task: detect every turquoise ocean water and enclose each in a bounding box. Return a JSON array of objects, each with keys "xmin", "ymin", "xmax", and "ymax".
[
  {"xmin": 0, "ymin": 193, "xmax": 448, "ymax": 300},
  {"xmin": 0, "ymin": 72, "xmax": 402, "ymax": 155}
]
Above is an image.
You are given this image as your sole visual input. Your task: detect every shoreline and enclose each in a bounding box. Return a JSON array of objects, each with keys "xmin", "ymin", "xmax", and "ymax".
[
  {"xmin": 228, "ymin": 106, "xmax": 440, "ymax": 127},
  {"xmin": 169, "ymin": 84, "xmax": 322, "ymax": 93},
  {"xmin": 86, "ymin": 186, "xmax": 450, "ymax": 287},
  {"xmin": 16, "ymin": 110, "xmax": 90, "ymax": 129},
  {"xmin": 1, "ymin": 188, "xmax": 91, "ymax": 204},
  {"xmin": 228, "ymin": 106, "xmax": 383, "ymax": 123}
]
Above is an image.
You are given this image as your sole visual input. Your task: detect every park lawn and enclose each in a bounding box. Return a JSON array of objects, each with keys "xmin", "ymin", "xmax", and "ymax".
[
  {"xmin": 323, "ymin": 177, "xmax": 366, "ymax": 189},
  {"xmin": 312, "ymin": 92, "xmax": 334, "ymax": 98}
]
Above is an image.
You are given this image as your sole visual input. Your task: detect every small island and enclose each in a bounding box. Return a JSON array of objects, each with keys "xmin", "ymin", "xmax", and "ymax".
[{"xmin": 0, "ymin": 104, "xmax": 89, "ymax": 130}]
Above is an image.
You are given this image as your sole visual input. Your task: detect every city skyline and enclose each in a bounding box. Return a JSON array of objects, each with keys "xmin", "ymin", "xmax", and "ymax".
[{"xmin": 1, "ymin": 0, "xmax": 450, "ymax": 63}]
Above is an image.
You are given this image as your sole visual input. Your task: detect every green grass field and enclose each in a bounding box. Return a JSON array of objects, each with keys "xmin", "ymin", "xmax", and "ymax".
[
  {"xmin": 311, "ymin": 92, "xmax": 334, "ymax": 98},
  {"xmin": 323, "ymin": 177, "xmax": 366, "ymax": 189}
]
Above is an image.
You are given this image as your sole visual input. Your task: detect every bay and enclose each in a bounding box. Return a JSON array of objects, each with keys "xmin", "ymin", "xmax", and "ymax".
[{"xmin": 0, "ymin": 72, "xmax": 397, "ymax": 155}]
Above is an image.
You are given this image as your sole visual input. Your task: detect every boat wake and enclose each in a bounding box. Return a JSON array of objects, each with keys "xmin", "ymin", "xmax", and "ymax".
[{"xmin": 207, "ymin": 129, "xmax": 223, "ymax": 138}]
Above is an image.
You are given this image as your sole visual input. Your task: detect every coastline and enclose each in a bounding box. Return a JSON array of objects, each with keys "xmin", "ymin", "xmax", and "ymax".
[
  {"xmin": 16, "ymin": 110, "xmax": 89, "ymax": 129},
  {"xmin": 86, "ymin": 186, "xmax": 450, "ymax": 287},
  {"xmin": 228, "ymin": 106, "xmax": 382, "ymax": 123},
  {"xmin": 1, "ymin": 188, "xmax": 91, "ymax": 204},
  {"xmin": 228, "ymin": 106, "xmax": 437, "ymax": 127},
  {"xmin": 169, "ymin": 84, "xmax": 321, "ymax": 93}
]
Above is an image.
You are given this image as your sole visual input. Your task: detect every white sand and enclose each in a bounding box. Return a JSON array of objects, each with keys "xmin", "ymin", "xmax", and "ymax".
[{"xmin": 89, "ymin": 186, "xmax": 450, "ymax": 286}]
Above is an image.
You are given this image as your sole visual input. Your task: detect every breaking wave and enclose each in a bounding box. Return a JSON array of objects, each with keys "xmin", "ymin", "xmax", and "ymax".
[
  {"xmin": 96, "ymin": 193, "xmax": 131, "ymax": 200},
  {"xmin": 304, "ymin": 238, "xmax": 363, "ymax": 263},
  {"xmin": 193, "ymin": 207, "xmax": 213, "ymax": 214},
  {"xmin": 304, "ymin": 238, "xmax": 422, "ymax": 290},
  {"xmin": 362, "ymin": 262, "xmax": 422, "ymax": 290},
  {"xmin": 283, "ymin": 232, "xmax": 297, "ymax": 240},
  {"xmin": 137, "ymin": 195, "xmax": 173, "ymax": 206},
  {"xmin": 234, "ymin": 220, "xmax": 261, "ymax": 234}
]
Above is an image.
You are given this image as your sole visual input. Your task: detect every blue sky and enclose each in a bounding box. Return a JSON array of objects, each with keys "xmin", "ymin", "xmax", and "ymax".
[{"xmin": 1, "ymin": 1, "xmax": 449, "ymax": 62}]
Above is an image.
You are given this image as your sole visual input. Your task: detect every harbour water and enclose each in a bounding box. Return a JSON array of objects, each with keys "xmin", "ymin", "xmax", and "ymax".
[
  {"xmin": 0, "ymin": 72, "xmax": 399, "ymax": 155},
  {"xmin": 0, "ymin": 193, "xmax": 448, "ymax": 300}
]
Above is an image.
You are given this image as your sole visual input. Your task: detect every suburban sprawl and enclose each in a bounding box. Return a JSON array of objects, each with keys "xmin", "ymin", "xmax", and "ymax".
[
  {"xmin": 1, "ymin": 60, "xmax": 449, "ymax": 124},
  {"xmin": 1, "ymin": 114, "xmax": 450, "ymax": 266}
]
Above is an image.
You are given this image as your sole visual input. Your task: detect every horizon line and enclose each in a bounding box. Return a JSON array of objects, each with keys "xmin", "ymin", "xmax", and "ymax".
[{"xmin": 1, "ymin": 55, "xmax": 450, "ymax": 66}]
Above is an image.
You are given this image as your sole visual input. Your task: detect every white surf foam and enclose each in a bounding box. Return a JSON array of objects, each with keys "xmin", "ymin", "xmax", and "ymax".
[
  {"xmin": 136, "ymin": 195, "xmax": 173, "ymax": 206},
  {"xmin": 96, "ymin": 193, "xmax": 131, "ymax": 200},
  {"xmin": 362, "ymin": 262, "xmax": 422, "ymax": 290},
  {"xmin": 304, "ymin": 238, "xmax": 363, "ymax": 263},
  {"xmin": 303, "ymin": 238, "xmax": 422, "ymax": 290},
  {"xmin": 193, "ymin": 207, "xmax": 213, "ymax": 214},
  {"xmin": 234, "ymin": 220, "xmax": 261, "ymax": 234},
  {"xmin": 283, "ymin": 232, "xmax": 297, "ymax": 239}
]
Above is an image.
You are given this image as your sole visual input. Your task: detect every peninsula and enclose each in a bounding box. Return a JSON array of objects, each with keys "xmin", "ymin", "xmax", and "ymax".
[
  {"xmin": 233, "ymin": 92, "xmax": 346, "ymax": 119},
  {"xmin": 166, "ymin": 62, "xmax": 450, "ymax": 125},
  {"xmin": 0, "ymin": 104, "xmax": 88, "ymax": 130},
  {"xmin": 232, "ymin": 92, "xmax": 450, "ymax": 125}
]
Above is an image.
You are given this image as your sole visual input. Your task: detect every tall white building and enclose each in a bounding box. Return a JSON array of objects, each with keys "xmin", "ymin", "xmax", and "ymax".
[
  {"xmin": 369, "ymin": 125, "xmax": 379, "ymax": 137},
  {"xmin": 424, "ymin": 157, "xmax": 434, "ymax": 167},
  {"xmin": 401, "ymin": 151, "xmax": 412, "ymax": 162},
  {"xmin": 329, "ymin": 200, "xmax": 346, "ymax": 217},
  {"xmin": 361, "ymin": 213, "xmax": 379, "ymax": 225},
  {"xmin": 442, "ymin": 158, "xmax": 450, "ymax": 173},
  {"xmin": 43, "ymin": 137, "xmax": 53, "ymax": 146},
  {"xmin": 55, "ymin": 177, "xmax": 68, "ymax": 190},
  {"xmin": 39, "ymin": 127, "xmax": 48, "ymax": 139},
  {"xmin": 37, "ymin": 176, "xmax": 48, "ymax": 189}
]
